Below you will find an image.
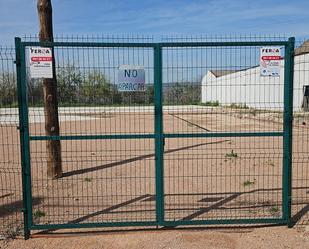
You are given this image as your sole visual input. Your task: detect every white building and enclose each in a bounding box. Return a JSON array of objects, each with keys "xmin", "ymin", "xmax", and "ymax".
[{"xmin": 201, "ymin": 41, "xmax": 309, "ymax": 111}]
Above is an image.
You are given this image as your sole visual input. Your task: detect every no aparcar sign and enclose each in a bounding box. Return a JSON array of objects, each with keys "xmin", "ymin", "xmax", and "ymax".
[{"xmin": 118, "ymin": 65, "xmax": 145, "ymax": 92}]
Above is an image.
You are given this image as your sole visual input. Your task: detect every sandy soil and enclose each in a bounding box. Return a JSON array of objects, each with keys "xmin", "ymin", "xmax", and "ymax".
[
  {"xmin": 1, "ymin": 106, "xmax": 308, "ymax": 244},
  {"xmin": 1, "ymin": 226, "xmax": 309, "ymax": 249}
]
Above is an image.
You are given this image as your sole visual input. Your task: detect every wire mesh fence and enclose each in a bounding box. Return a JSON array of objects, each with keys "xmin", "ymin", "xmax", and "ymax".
[
  {"xmin": 0, "ymin": 46, "xmax": 23, "ymax": 237},
  {"xmin": 0, "ymin": 35, "xmax": 308, "ymax": 238},
  {"xmin": 162, "ymin": 43, "xmax": 285, "ymax": 221},
  {"xmin": 291, "ymin": 38, "xmax": 309, "ymax": 226},
  {"xmin": 26, "ymin": 42, "xmax": 157, "ymax": 226}
]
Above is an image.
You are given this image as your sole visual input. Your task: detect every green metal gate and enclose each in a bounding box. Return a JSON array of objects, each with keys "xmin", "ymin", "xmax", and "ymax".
[{"xmin": 15, "ymin": 37, "xmax": 295, "ymax": 239}]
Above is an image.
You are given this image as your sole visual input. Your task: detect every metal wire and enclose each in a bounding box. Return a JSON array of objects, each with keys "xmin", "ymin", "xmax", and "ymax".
[
  {"xmin": 0, "ymin": 46, "xmax": 23, "ymax": 237},
  {"xmin": 0, "ymin": 35, "xmax": 308, "ymax": 237},
  {"xmin": 162, "ymin": 42, "xmax": 284, "ymax": 221},
  {"xmin": 24, "ymin": 39, "xmax": 156, "ymax": 225},
  {"xmin": 291, "ymin": 38, "xmax": 309, "ymax": 225}
]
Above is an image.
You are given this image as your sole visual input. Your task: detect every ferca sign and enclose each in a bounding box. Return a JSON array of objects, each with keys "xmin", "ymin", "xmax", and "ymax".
[
  {"xmin": 118, "ymin": 65, "xmax": 145, "ymax": 91},
  {"xmin": 29, "ymin": 47, "xmax": 53, "ymax": 78},
  {"xmin": 260, "ymin": 47, "xmax": 282, "ymax": 77}
]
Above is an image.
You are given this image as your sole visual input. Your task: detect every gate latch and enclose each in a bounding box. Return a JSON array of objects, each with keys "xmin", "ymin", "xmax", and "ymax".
[{"xmin": 17, "ymin": 126, "xmax": 24, "ymax": 131}]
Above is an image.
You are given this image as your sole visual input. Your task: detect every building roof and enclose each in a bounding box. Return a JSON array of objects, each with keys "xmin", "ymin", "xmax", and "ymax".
[
  {"xmin": 295, "ymin": 40, "xmax": 309, "ymax": 56},
  {"xmin": 208, "ymin": 40, "xmax": 309, "ymax": 79},
  {"xmin": 210, "ymin": 70, "xmax": 240, "ymax": 77}
]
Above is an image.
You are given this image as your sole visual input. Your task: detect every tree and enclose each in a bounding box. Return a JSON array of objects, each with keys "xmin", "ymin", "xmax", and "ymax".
[
  {"xmin": 164, "ymin": 82, "xmax": 200, "ymax": 105},
  {"xmin": 37, "ymin": 0, "xmax": 62, "ymax": 179},
  {"xmin": 27, "ymin": 77, "xmax": 43, "ymax": 107},
  {"xmin": 57, "ymin": 65, "xmax": 82, "ymax": 105},
  {"xmin": 0, "ymin": 73, "xmax": 17, "ymax": 107},
  {"xmin": 81, "ymin": 70, "xmax": 111, "ymax": 105}
]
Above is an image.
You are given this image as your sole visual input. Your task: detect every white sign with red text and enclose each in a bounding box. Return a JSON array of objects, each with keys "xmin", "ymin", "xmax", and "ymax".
[
  {"xmin": 260, "ymin": 47, "xmax": 282, "ymax": 77},
  {"xmin": 29, "ymin": 47, "xmax": 53, "ymax": 78}
]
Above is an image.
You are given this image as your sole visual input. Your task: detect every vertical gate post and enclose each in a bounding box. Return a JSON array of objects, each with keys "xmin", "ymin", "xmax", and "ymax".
[
  {"xmin": 282, "ymin": 37, "xmax": 295, "ymax": 227},
  {"xmin": 154, "ymin": 44, "xmax": 164, "ymax": 225},
  {"xmin": 15, "ymin": 37, "xmax": 33, "ymax": 239}
]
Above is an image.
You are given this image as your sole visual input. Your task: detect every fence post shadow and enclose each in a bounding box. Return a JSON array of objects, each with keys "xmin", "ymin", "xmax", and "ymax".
[
  {"xmin": 290, "ymin": 203, "xmax": 309, "ymax": 226},
  {"xmin": 62, "ymin": 140, "xmax": 230, "ymax": 178}
]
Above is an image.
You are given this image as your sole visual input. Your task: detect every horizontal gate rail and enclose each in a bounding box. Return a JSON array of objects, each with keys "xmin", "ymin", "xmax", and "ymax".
[
  {"xmin": 20, "ymin": 41, "xmax": 289, "ymax": 48},
  {"xmin": 30, "ymin": 134, "xmax": 156, "ymax": 140},
  {"xmin": 160, "ymin": 41, "xmax": 289, "ymax": 47},
  {"xmin": 30, "ymin": 132, "xmax": 283, "ymax": 141},
  {"xmin": 31, "ymin": 221, "xmax": 157, "ymax": 230},
  {"xmin": 22, "ymin": 42, "xmax": 157, "ymax": 48},
  {"xmin": 164, "ymin": 132, "xmax": 283, "ymax": 139},
  {"xmin": 162, "ymin": 218, "xmax": 287, "ymax": 227},
  {"xmin": 30, "ymin": 218, "xmax": 287, "ymax": 231}
]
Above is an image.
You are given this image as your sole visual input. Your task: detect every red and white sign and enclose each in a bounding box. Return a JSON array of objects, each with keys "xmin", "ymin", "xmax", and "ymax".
[
  {"xmin": 260, "ymin": 47, "xmax": 282, "ymax": 77},
  {"xmin": 29, "ymin": 47, "xmax": 53, "ymax": 78}
]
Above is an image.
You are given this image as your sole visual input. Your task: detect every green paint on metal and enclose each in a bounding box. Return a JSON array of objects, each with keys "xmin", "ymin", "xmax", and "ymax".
[
  {"xmin": 154, "ymin": 44, "xmax": 164, "ymax": 224},
  {"xmin": 159, "ymin": 41, "xmax": 289, "ymax": 47},
  {"xmin": 15, "ymin": 37, "xmax": 30, "ymax": 240},
  {"xmin": 162, "ymin": 218, "xmax": 287, "ymax": 227},
  {"xmin": 23, "ymin": 41, "xmax": 157, "ymax": 48},
  {"xmin": 30, "ymin": 134, "xmax": 156, "ymax": 141},
  {"xmin": 282, "ymin": 37, "xmax": 295, "ymax": 227},
  {"xmin": 31, "ymin": 221, "xmax": 157, "ymax": 230},
  {"xmin": 164, "ymin": 132, "xmax": 283, "ymax": 139},
  {"xmin": 14, "ymin": 37, "xmax": 294, "ymax": 237},
  {"xmin": 30, "ymin": 218, "xmax": 286, "ymax": 231},
  {"xmin": 15, "ymin": 38, "xmax": 33, "ymax": 239},
  {"xmin": 21, "ymin": 41, "xmax": 289, "ymax": 48},
  {"xmin": 20, "ymin": 42, "xmax": 33, "ymax": 232}
]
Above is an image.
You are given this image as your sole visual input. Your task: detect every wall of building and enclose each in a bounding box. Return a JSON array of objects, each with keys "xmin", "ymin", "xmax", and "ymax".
[{"xmin": 201, "ymin": 53, "xmax": 309, "ymax": 111}]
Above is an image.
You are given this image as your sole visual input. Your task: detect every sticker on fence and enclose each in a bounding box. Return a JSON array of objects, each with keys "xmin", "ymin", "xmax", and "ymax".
[
  {"xmin": 29, "ymin": 47, "xmax": 53, "ymax": 78},
  {"xmin": 260, "ymin": 47, "xmax": 282, "ymax": 77},
  {"xmin": 118, "ymin": 65, "xmax": 145, "ymax": 91}
]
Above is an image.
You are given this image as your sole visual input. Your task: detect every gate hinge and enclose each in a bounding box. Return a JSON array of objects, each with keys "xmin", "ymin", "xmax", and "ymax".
[{"xmin": 14, "ymin": 58, "xmax": 21, "ymax": 66}]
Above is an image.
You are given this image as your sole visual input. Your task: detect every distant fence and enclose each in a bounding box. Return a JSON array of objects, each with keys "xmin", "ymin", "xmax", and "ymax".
[
  {"xmin": 292, "ymin": 38, "xmax": 309, "ymax": 226},
  {"xmin": 0, "ymin": 46, "xmax": 23, "ymax": 237},
  {"xmin": 0, "ymin": 35, "xmax": 308, "ymax": 238}
]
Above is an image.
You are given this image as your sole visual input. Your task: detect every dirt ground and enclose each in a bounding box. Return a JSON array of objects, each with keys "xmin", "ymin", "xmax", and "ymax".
[
  {"xmin": 1, "ymin": 106, "xmax": 309, "ymax": 246},
  {"xmin": 1, "ymin": 226, "xmax": 309, "ymax": 249}
]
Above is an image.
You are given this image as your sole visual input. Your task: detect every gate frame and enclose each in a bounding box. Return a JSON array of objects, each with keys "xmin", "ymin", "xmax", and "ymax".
[{"xmin": 15, "ymin": 37, "xmax": 295, "ymax": 239}]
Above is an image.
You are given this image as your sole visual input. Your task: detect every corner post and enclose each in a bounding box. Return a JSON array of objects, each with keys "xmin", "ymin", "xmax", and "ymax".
[
  {"xmin": 15, "ymin": 37, "xmax": 32, "ymax": 239},
  {"xmin": 282, "ymin": 37, "xmax": 295, "ymax": 227},
  {"xmin": 154, "ymin": 44, "xmax": 164, "ymax": 225}
]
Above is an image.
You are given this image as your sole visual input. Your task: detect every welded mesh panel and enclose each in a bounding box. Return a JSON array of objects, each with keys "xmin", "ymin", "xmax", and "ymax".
[
  {"xmin": 24, "ymin": 44, "xmax": 156, "ymax": 225},
  {"xmin": 162, "ymin": 45, "xmax": 284, "ymax": 134},
  {"xmin": 0, "ymin": 46, "xmax": 23, "ymax": 236},
  {"xmin": 30, "ymin": 139, "xmax": 155, "ymax": 224},
  {"xmin": 291, "ymin": 39, "xmax": 309, "ymax": 225},
  {"xmin": 26, "ymin": 46, "xmax": 154, "ymax": 136},
  {"xmin": 162, "ymin": 45, "xmax": 285, "ymax": 221},
  {"xmin": 164, "ymin": 137, "xmax": 283, "ymax": 221}
]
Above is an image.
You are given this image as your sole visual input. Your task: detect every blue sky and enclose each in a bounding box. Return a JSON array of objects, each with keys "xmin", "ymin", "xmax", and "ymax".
[{"xmin": 1, "ymin": 0, "xmax": 309, "ymax": 45}]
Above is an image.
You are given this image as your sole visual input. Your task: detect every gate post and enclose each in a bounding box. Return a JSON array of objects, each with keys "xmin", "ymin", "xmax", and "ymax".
[
  {"xmin": 15, "ymin": 37, "xmax": 32, "ymax": 239},
  {"xmin": 282, "ymin": 37, "xmax": 295, "ymax": 227},
  {"xmin": 154, "ymin": 44, "xmax": 164, "ymax": 225}
]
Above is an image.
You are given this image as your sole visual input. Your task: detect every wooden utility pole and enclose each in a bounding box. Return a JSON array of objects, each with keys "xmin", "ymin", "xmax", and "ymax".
[{"xmin": 37, "ymin": 0, "xmax": 62, "ymax": 179}]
